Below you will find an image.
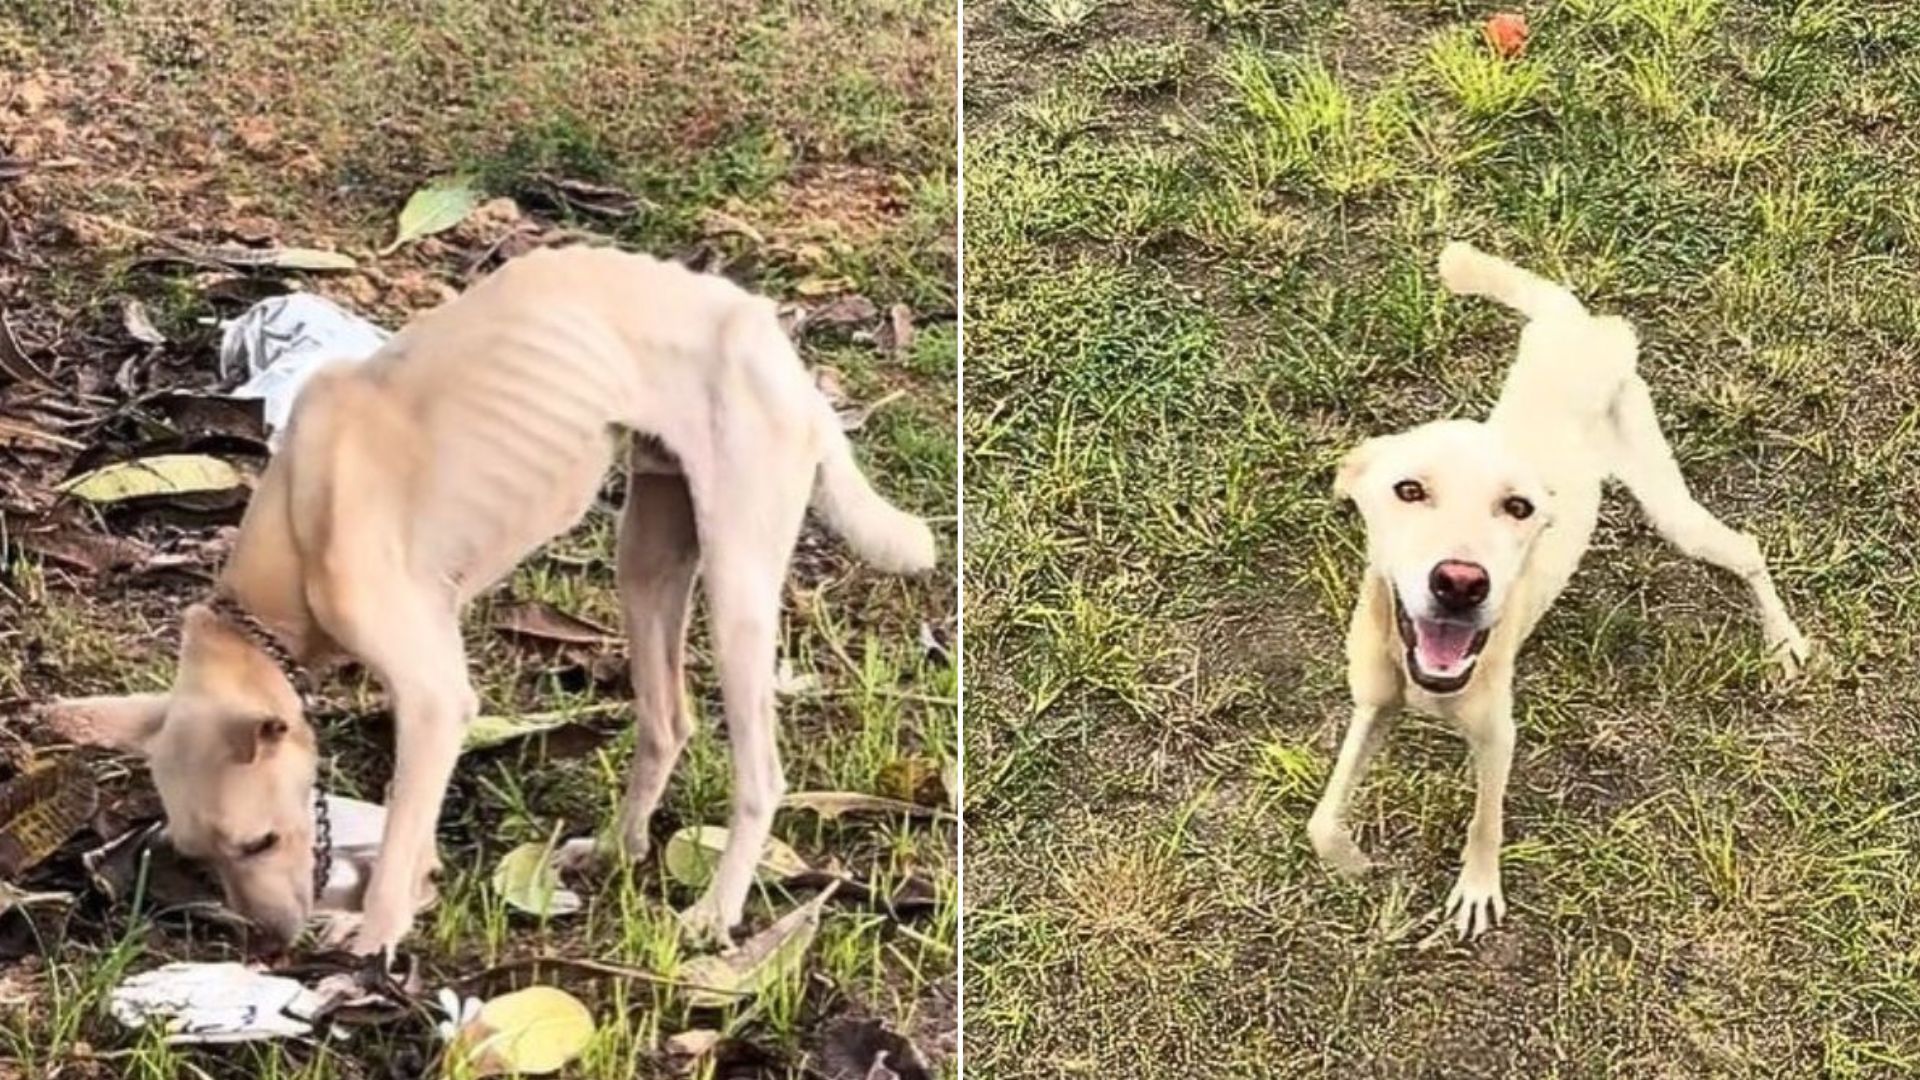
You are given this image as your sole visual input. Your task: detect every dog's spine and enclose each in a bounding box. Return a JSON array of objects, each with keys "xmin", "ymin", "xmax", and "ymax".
[{"xmin": 1438, "ymin": 242, "xmax": 1587, "ymax": 322}]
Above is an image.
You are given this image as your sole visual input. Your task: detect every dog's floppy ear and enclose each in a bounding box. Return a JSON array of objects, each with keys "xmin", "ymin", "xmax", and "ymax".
[
  {"xmin": 41, "ymin": 693, "xmax": 170, "ymax": 754},
  {"xmin": 1334, "ymin": 438, "xmax": 1382, "ymax": 501},
  {"xmin": 221, "ymin": 716, "xmax": 290, "ymax": 765}
]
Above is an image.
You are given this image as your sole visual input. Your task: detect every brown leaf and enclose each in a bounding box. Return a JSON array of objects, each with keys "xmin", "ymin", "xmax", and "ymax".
[
  {"xmin": 805, "ymin": 294, "xmax": 880, "ymax": 334},
  {"xmin": 18, "ymin": 528, "xmax": 154, "ymax": 575},
  {"xmin": 0, "ymin": 757, "xmax": 100, "ymax": 878},
  {"xmin": 491, "ymin": 601, "xmax": 619, "ymax": 647},
  {"xmin": 0, "ymin": 416, "xmax": 83, "ymax": 450}
]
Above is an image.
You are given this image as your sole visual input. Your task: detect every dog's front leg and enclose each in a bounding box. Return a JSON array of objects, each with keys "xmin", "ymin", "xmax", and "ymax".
[
  {"xmin": 1447, "ymin": 691, "xmax": 1514, "ymax": 940},
  {"xmin": 353, "ymin": 687, "xmax": 470, "ymax": 956},
  {"xmin": 1309, "ymin": 702, "xmax": 1391, "ymax": 875},
  {"xmin": 343, "ymin": 616, "xmax": 475, "ymax": 958}
]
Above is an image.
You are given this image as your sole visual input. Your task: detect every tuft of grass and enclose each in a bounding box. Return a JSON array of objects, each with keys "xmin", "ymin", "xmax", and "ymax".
[{"xmin": 1010, "ymin": 0, "xmax": 1106, "ymax": 35}]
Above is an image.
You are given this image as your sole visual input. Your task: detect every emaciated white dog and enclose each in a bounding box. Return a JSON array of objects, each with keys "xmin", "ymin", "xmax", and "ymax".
[
  {"xmin": 1309, "ymin": 243, "xmax": 1809, "ymax": 938},
  {"xmin": 49, "ymin": 247, "xmax": 936, "ymax": 955}
]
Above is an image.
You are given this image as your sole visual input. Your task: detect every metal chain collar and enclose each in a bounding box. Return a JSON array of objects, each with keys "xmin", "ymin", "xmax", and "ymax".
[{"xmin": 205, "ymin": 592, "xmax": 330, "ymax": 902}]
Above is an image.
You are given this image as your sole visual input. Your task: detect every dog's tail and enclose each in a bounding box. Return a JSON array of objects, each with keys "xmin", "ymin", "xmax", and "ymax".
[
  {"xmin": 810, "ymin": 398, "xmax": 938, "ymax": 574},
  {"xmin": 1438, "ymin": 241, "xmax": 1588, "ymax": 323},
  {"xmin": 719, "ymin": 297, "xmax": 937, "ymax": 575}
]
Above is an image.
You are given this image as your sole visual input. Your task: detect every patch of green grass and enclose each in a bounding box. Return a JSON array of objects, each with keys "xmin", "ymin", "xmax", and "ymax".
[{"xmin": 966, "ymin": 0, "xmax": 1920, "ymax": 1076}]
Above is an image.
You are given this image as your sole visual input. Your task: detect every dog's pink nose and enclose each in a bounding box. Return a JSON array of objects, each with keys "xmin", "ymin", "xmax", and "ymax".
[{"xmin": 1429, "ymin": 560, "xmax": 1489, "ymax": 612}]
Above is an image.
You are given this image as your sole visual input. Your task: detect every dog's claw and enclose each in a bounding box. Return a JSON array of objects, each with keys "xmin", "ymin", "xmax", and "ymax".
[{"xmin": 1445, "ymin": 865, "xmax": 1506, "ymax": 940}]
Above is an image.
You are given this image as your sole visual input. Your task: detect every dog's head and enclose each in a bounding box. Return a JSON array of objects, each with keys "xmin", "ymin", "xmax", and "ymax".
[
  {"xmin": 1336, "ymin": 419, "xmax": 1552, "ymax": 695},
  {"xmin": 49, "ymin": 605, "xmax": 319, "ymax": 947}
]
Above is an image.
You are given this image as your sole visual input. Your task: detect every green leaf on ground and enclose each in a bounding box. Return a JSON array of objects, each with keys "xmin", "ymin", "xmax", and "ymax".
[
  {"xmin": 491, "ymin": 841, "xmax": 582, "ymax": 917},
  {"xmin": 663, "ymin": 825, "xmax": 810, "ymax": 890},
  {"xmin": 453, "ymin": 985, "xmax": 594, "ymax": 1076},
  {"xmin": 380, "ymin": 181, "xmax": 479, "ymax": 255},
  {"xmin": 57, "ymin": 455, "xmax": 244, "ymax": 504}
]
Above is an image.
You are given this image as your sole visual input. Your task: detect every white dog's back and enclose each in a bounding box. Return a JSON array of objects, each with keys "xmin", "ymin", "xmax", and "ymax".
[
  {"xmin": 303, "ymin": 247, "xmax": 934, "ymax": 597},
  {"xmin": 1439, "ymin": 243, "xmax": 1639, "ymax": 463}
]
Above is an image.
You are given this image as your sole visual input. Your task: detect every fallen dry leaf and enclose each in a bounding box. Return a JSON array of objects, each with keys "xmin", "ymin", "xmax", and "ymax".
[
  {"xmin": 663, "ymin": 825, "xmax": 810, "ymax": 890},
  {"xmin": 0, "ymin": 757, "xmax": 100, "ymax": 878},
  {"xmin": 452, "ymin": 985, "xmax": 596, "ymax": 1077},
  {"xmin": 58, "ymin": 454, "xmax": 246, "ymax": 505},
  {"xmin": 781, "ymin": 791, "xmax": 939, "ymax": 821},
  {"xmin": 680, "ymin": 885, "xmax": 837, "ymax": 1008},
  {"xmin": 17, "ymin": 528, "xmax": 155, "ymax": 575},
  {"xmin": 491, "ymin": 601, "xmax": 619, "ymax": 647}
]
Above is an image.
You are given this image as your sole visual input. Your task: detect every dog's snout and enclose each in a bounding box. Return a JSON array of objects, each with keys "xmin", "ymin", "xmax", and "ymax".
[{"xmin": 1429, "ymin": 560, "xmax": 1490, "ymax": 612}]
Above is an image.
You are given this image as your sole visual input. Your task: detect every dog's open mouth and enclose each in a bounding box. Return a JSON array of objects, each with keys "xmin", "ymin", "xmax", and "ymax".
[{"xmin": 1393, "ymin": 593, "xmax": 1491, "ymax": 694}]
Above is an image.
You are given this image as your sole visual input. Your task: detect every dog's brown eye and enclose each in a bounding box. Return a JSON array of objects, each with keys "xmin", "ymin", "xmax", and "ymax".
[
  {"xmin": 1393, "ymin": 480, "xmax": 1427, "ymax": 503},
  {"xmin": 240, "ymin": 833, "xmax": 279, "ymax": 858},
  {"xmin": 1504, "ymin": 496, "xmax": 1535, "ymax": 520}
]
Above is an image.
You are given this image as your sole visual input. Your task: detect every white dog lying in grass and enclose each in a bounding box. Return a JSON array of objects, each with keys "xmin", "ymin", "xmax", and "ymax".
[{"xmin": 1310, "ymin": 242, "xmax": 1809, "ymax": 939}]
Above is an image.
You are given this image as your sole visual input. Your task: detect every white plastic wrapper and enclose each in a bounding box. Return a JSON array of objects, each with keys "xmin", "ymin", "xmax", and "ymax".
[
  {"xmin": 219, "ymin": 294, "xmax": 390, "ymax": 450},
  {"xmin": 108, "ymin": 962, "xmax": 328, "ymax": 1044},
  {"xmin": 316, "ymin": 794, "xmax": 386, "ymax": 911}
]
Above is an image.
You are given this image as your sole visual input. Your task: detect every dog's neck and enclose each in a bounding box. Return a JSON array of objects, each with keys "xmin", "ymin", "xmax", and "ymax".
[{"xmin": 216, "ymin": 473, "xmax": 323, "ymax": 664}]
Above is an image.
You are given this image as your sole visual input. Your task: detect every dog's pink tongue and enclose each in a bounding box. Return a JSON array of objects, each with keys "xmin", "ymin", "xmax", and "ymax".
[{"xmin": 1414, "ymin": 619, "xmax": 1476, "ymax": 674}]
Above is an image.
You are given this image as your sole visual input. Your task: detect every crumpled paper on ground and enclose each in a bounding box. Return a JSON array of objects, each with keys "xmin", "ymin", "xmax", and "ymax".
[
  {"xmin": 108, "ymin": 962, "xmax": 330, "ymax": 1044},
  {"xmin": 218, "ymin": 294, "xmax": 389, "ymax": 449}
]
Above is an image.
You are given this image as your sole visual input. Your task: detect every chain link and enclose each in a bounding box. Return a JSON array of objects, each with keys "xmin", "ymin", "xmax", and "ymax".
[
  {"xmin": 312, "ymin": 785, "xmax": 333, "ymax": 903},
  {"xmin": 205, "ymin": 593, "xmax": 330, "ymax": 902}
]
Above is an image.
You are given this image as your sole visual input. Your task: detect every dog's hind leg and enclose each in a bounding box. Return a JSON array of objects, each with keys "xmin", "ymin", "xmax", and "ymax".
[
  {"xmin": 675, "ymin": 452, "xmax": 813, "ymax": 945},
  {"xmin": 1610, "ymin": 374, "xmax": 1811, "ymax": 676},
  {"xmin": 610, "ymin": 458, "xmax": 702, "ymax": 861}
]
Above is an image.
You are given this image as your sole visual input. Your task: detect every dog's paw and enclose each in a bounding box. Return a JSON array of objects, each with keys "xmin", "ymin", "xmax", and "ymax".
[
  {"xmin": 1307, "ymin": 815, "xmax": 1374, "ymax": 876},
  {"xmin": 550, "ymin": 836, "xmax": 609, "ymax": 876},
  {"xmin": 675, "ymin": 898, "xmax": 736, "ymax": 952},
  {"xmin": 344, "ymin": 908, "xmax": 411, "ymax": 958},
  {"xmin": 1445, "ymin": 864, "xmax": 1506, "ymax": 940},
  {"xmin": 1766, "ymin": 627, "xmax": 1812, "ymax": 682},
  {"xmin": 313, "ymin": 911, "xmax": 364, "ymax": 951}
]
